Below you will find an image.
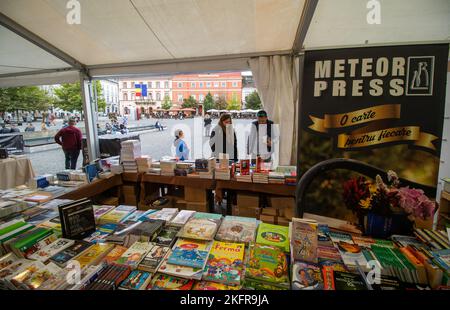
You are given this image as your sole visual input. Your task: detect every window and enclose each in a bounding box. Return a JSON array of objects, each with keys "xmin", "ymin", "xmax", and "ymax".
[
  {"xmin": 149, "ymin": 92, "xmax": 153, "ymax": 100},
  {"xmin": 232, "ymin": 81, "xmax": 238, "ymax": 87},
  {"xmin": 178, "ymin": 94, "xmax": 183, "ymax": 102},
  {"xmin": 164, "ymin": 91, "xmax": 170, "ymax": 98},
  {"xmin": 199, "ymin": 82, "xmax": 204, "ymax": 88},
  {"xmin": 131, "ymin": 92, "xmax": 135, "ymax": 100},
  {"xmin": 221, "ymin": 82, "xmax": 226, "ymax": 87},
  {"xmin": 122, "ymin": 82, "xmax": 127, "ymax": 89},
  {"xmin": 191, "ymin": 82, "xmax": 196, "ymax": 88},
  {"xmin": 177, "ymin": 82, "xmax": 183, "ymax": 88},
  {"xmin": 214, "ymin": 82, "xmax": 219, "ymax": 88},
  {"xmin": 156, "ymin": 92, "xmax": 161, "ymax": 101},
  {"xmin": 156, "ymin": 81, "xmax": 160, "ymax": 89},
  {"xmin": 164, "ymin": 81, "xmax": 169, "ymax": 89},
  {"xmin": 207, "ymin": 82, "xmax": 211, "ymax": 88},
  {"xmin": 131, "ymin": 82, "xmax": 135, "ymax": 88},
  {"xmin": 199, "ymin": 94, "xmax": 204, "ymax": 102},
  {"xmin": 123, "ymin": 92, "xmax": 128, "ymax": 100},
  {"xmin": 148, "ymin": 81, "xmax": 152, "ymax": 88}
]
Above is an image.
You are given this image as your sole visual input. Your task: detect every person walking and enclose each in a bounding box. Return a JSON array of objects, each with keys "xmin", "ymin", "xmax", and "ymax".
[
  {"xmin": 209, "ymin": 113, "xmax": 238, "ymax": 161},
  {"xmin": 204, "ymin": 114, "xmax": 212, "ymax": 137},
  {"xmin": 54, "ymin": 117, "xmax": 82, "ymax": 170},
  {"xmin": 174, "ymin": 129, "xmax": 189, "ymax": 161}
]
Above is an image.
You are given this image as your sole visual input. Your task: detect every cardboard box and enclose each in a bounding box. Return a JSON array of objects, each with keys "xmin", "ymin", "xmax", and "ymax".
[
  {"xmin": 283, "ymin": 207, "xmax": 295, "ymax": 220},
  {"xmin": 186, "ymin": 202, "xmax": 209, "ymax": 213},
  {"xmin": 184, "ymin": 186, "xmax": 208, "ymax": 202},
  {"xmin": 237, "ymin": 194, "xmax": 259, "ymax": 208},
  {"xmin": 268, "ymin": 197, "xmax": 295, "ymax": 209},
  {"xmin": 259, "ymin": 214, "xmax": 276, "ymax": 224},
  {"xmin": 174, "ymin": 199, "xmax": 187, "ymax": 210},
  {"xmin": 277, "ymin": 217, "xmax": 290, "ymax": 226},
  {"xmin": 232, "ymin": 205, "xmax": 260, "ymax": 219},
  {"xmin": 261, "ymin": 207, "xmax": 278, "ymax": 216}
]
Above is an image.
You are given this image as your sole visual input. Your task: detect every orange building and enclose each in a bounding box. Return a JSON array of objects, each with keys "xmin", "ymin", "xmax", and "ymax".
[{"xmin": 172, "ymin": 72, "xmax": 242, "ymax": 106}]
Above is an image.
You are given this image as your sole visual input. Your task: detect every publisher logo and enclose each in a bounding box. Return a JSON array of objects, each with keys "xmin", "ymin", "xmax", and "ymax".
[{"xmin": 406, "ymin": 56, "xmax": 435, "ymax": 96}]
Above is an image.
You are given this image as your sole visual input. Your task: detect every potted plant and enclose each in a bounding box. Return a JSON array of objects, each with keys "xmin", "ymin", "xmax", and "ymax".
[{"xmin": 343, "ymin": 171, "xmax": 437, "ymax": 238}]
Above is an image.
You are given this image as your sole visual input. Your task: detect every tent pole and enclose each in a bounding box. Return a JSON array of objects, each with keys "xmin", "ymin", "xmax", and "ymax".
[
  {"xmin": 292, "ymin": 0, "xmax": 318, "ymax": 54},
  {"xmin": 80, "ymin": 73, "xmax": 99, "ymax": 164}
]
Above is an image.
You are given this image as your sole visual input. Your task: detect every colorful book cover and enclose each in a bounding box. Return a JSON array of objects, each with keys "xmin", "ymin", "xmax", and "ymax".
[
  {"xmin": 0, "ymin": 253, "xmax": 19, "ymax": 270},
  {"xmin": 328, "ymin": 231, "xmax": 354, "ymax": 244},
  {"xmin": 155, "ymin": 226, "xmax": 180, "ymax": 247},
  {"xmin": 75, "ymin": 243, "xmax": 114, "ymax": 269},
  {"xmin": 292, "ymin": 261, "xmax": 324, "ymax": 290},
  {"xmin": 119, "ymin": 269, "xmax": 152, "ymax": 290},
  {"xmin": 103, "ymin": 245, "xmax": 128, "ymax": 264},
  {"xmin": 139, "ymin": 245, "xmax": 170, "ymax": 273},
  {"xmin": 431, "ymin": 249, "xmax": 450, "ymax": 270},
  {"xmin": 28, "ymin": 238, "xmax": 75, "ymax": 262},
  {"xmin": 203, "ymin": 241, "xmax": 245, "ymax": 285},
  {"xmin": 98, "ymin": 210, "xmax": 130, "ymax": 224},
  {"xmin": 116, "ymin": 241, "xmax": 153, "ymax": 268},
  {"xmin": 93, "ymin": 205, "xmax": 115, "ymax": 220},
  {"xmin": 49, "ymin": 241, "xmax": 92, "ymax": 267},
  {"xmin": 317, "ymin": 245, "xmax": 343, "ymax": 261},
  {"xmin": 168, "ymin": 238, "xmax": 211, "ymax": 269},
  {"xmin": 158, "ymin": 253, "xmax": 203, "ymax": 280},
  {"xmin": 256, "ymin": 223, "xmax": 290, "ymax": 252},
  {"xmin": 317, "ymin": 224, "xmax": 332, "ymax": 245},
  {"xmin": 170, "ymin": 210, "xmax": 196, "ymax": 226},
  {"xmin": 245, "ymin": 243, "xmax": 289, "ymax": 289},
  {"xmin": 215, "ymin": 216, "xmax": 259, "ymax": 244},
  {"xmin": 352, "ymin": 236, "xmax": 376, "ymax": 248},
  {"xmin": 290, "ymin": 218, "xmax": 318, "ymax": 262},
  {"xmin": 177, "ymin": 218, "xmax": 219, "ymax": 241},
  {"xmin": 336, "ymin": 241, "xmax": 369, "ymax": 272},
  {"xmin": 193, "ymin": 212, "xmax": 223, "ymax": 221},
  {"xmin": 150, "ymin": 273, "xmax": 194, "ymax": 290},
  {"xmin": 318, "ymin": 259, "xmax": 347, "ymax": 272},
  {"xmin": 10, "ymin": 261, "xmax": 61, "ymax": 290},
  {"xmin": 193, "ymin": 281, "xmax": 240, "ymax": 290}
]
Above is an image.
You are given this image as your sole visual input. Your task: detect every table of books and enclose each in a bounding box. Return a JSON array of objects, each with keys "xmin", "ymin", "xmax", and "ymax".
[{"xmin": 0, "ymin": 194, "xmax": 449, "ymax": 290}]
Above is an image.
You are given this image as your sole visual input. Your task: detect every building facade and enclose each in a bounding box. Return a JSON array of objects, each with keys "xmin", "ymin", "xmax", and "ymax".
[
  {"xmin": 119, "ymin": 77, "xmax": 172, "ymax": 119},
  {"xmin": 241, "ymin": 72, "xmax": 257, "ymax": 108},
  {"xmin": 100, "ymin": 80, "xmax": 119, "ymax": 114},
  {"xmin": 171, "ymin": 72, "xmax": 242, "ymax": 106}
]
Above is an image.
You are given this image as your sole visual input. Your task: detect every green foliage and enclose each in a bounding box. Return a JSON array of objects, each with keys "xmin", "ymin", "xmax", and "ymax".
[
  {"xmin": 214, "ymin": 96, "xmax": 228, "ymax": 110},
  {"xmin": 161, "ymin": 96, "xmax": 172, "ymax": 110},
  {"xmin": 245, "ymin": 91, "xmax": 262, "ymax": 110},
  {"xmin": 226, "ymin": 97, "xmax": 241, "ymax": 110},
  {"xmin": 182, "ymin": 96, "xmax": 198, "ymax": 109},
  {"xmin": 53, "ymin": 81, "xmax": 105, "ymax": 112},
  {"xmin": 203, "ymin": 92, "xmax": 214, "ymax": 112},
  {"xmin": 0, "ymin": 86, "xmax": 52, "ymax": 112}
]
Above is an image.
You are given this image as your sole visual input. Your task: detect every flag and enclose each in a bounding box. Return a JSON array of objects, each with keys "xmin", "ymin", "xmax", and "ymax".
[
  {"xmin": 135, "ymin": 84, "xmax": 142, "ymax": 97},
  {"xmin": 142, "ymin": 84, "xmax": 148, "ymax": 97}
]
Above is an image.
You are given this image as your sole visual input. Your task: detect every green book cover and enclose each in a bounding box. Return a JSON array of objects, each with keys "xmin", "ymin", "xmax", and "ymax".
[
  {"xmin": 0, "ymin": 221, "xmax": 27, "ymax": 237},
  {"xmin": 12, "ymin": 228, "xmax": 53, "ymax": 251},
  {"xmin": 245, "ymin": 243, "xmax": 289, "ymax": 289},
  {"xmin": 0, "ymin": 224, "xmax": 34, "ymax": 243},
  {"xmin": 256, "ymin": 223, "xmax": 290, "ymax": 252}
]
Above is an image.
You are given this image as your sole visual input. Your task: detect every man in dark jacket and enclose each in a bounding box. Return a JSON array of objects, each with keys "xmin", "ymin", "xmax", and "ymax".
[{"xmin": 54, "ymin": 117, "xmax": 82, "ymax": 169}]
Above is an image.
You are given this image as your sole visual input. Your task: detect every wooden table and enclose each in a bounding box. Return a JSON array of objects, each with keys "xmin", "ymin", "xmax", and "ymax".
[{"xmin": 59, "ymin": 174, "xmax": 123, "ymax": 200}]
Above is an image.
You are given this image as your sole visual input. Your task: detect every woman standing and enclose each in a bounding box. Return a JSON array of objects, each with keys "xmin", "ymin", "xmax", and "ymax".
[
  {"xmin": 174, "ymin": 129, "xmax": 190, "ymax": 161},
  {"xmin": 209, "ymin": 113, "xmax": 238, "ymax": 161}
]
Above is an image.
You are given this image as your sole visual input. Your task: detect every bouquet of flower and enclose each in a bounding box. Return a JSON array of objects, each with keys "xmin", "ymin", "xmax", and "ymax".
[{"xmin": 343, "ymin": 170, "xmax": 436, "ymax": 223}]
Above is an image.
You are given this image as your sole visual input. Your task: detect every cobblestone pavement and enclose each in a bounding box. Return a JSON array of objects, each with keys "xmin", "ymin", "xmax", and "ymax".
[{"xmin": 28, "ymin": 118, "xmax": 256, "ymax": 175}]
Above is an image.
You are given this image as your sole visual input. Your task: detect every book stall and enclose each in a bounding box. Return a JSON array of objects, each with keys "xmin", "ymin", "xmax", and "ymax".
[{"xmin": 0, "ymin": 138, "xmax": 449, "ymax": 291}]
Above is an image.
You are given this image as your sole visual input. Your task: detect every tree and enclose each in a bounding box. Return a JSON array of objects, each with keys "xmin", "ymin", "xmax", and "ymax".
[
  {"xmin": 203, "ymin": 92, "xmax": 214, "ymax": 112},
  {"xmin": 0, "ymin": 86, "xmax": 52, "ymax": 118},
  {"xmin": 53, "ymin": 81, "xmax": 106, "ymax": 113},
  {"xmin": 226, "ymin": 97, "xmax": 241, "ymax": 110},
  {"xmin": 161, "ymin": 96, "xmax": 172, "ymax": 110},
  {"xmin": 245, "ymin": 91, "xmax": 262, "ymax": 110},
  {"xmin": 182, "ymin": 96, "xmax": 198, "ymax": 109},
  {"xmin": 214, "ymin": 96, "xmax": 228, "ymax": 110}
]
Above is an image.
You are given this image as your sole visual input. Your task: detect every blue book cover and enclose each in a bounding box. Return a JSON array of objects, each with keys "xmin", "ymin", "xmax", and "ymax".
[
  {"xmin": 167, "ymin": 239, "xmax": 211, "ymax": 269},
  {"xmin": 120, "ymin": 270, "xmax": 151, "ymax": 290}
]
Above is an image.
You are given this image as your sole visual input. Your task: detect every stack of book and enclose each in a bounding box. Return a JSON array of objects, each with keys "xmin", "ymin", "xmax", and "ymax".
[
  {"xmin": 268, "ymin": 172, "xmax": 285, "ymax": 184},
  {"xmin": 252, "ymin": 172, "xmax": 269, "ymax": 184},
  {"xmin": 195, "ymin": 158, "xmax": 215, "ymax": 179},
  {"xmin": 160, "ymin": 160, "xmax": 177, "ymax": 176},
  {"xmin": 235, "ymin": 173, "xmax": 252, "ymax": 182},
  {"xmin": 215, "ymin": 167, "xmax": 230, "ymax": 180},
  {"xmin": 136, "ymin": 156, "xmax": 152, "ymax": 173},
  {"xmin": 121, "ymin": 140, "xmax": 141, "ymax": 173},
  {"xmin": 84, "ymin": 263, "xmax": 132, "ymax": 290}
]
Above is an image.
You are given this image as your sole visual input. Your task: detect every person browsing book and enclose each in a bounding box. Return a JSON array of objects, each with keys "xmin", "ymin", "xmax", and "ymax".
[
  {"xmin": 248, "ymin": 109, "xmax": 279, "ymax": 163},
  {"xmin": 209, "ymin": 113, "xmax": 238, "ymax": 161},
  {"xmin": 174, "ymin": 129, "xmax": 190, "ymax": 161}
]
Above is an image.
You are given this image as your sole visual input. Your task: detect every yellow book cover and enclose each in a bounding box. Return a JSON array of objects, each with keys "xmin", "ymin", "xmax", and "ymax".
[
  {"xmin": 75, "ymin": 243, "xmax": 114, "ymax": 269},
  {"xmin": 99, "ymin": 210, "xmax": 128, "ymax": 223},
  {"xmin": 203, "ymin": 241, "xmax": 245, "ymax": 285}
]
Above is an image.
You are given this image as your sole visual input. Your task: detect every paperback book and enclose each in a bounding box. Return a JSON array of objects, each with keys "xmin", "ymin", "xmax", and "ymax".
[
  {"xmin": 116, "ymin": 241, "xmax": 153, "ymax": 268},
  {"xmin": 168, "ymin": 238, "xmax": 212, "ymax": 269},
  {"xmin": 203, "ymin": 241, "xmax": 245, "ymax": 285},
  {"xmin": 150, "ymin": 273, "xmax": 195, "ymax": 290},
  {"xmin": 290, "ymin": 218, "xmax": 318, "ymax": 263},
  {"xmin": 139, "ymin": 244, "xmax": 170, "ymax": 273},
  {"xmin": 292, "ymin": 261, "xmax": 324, "ymax": 290},
  {"xmin": 118, "ymin": 269, "xmax": 152, "ymax": 290},
  {"xmin": 49, "ymin": 241, "xmax": 92, "ymax": 267},
  {"xmin": 158, "ymin": 251, "xmax": 203, "ymax": 280},
  {"xmin": 177, "ymin": 218, "xmax": 220, "ymax": 241},
  {"xmin": 256, "ymin": 223, "xmax": 290, "ymax": 253},
  {"xmin": 215, "ymin": 216, "xmax": 259, "ymax": 244}
]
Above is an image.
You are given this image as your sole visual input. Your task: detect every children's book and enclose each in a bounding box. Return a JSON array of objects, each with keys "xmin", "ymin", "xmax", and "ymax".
[
  {"xmin": 290, "ymin": 218, "xmax": 318, "ymax": 263},
  {"xmin": 292, "ymin": 261, "xmax": 324, "ymax": 290},
  {"xmin": 150, "ymin": 273, "xmax": 194, "ymax": 290},
  {"xmin": 192, "ymin": 281, "xmax": 240, "ymax": 290},
  {"xmin": 256, "ymin": 223, "xmax": 290, "ymax": 252},
  {"xmin": 139, "ymin": 244, "xmax": 170, "ymax": 273},
  {"xmin": 203, "ymin": 241, "xmax": 245, "ymax": 285},
  {"xmin": 118, "ymin": 269, "xmax": 152, "ymax": 290},
  {"xmin": 167, "ymin": 238, "xmax": 211, "ymax": 269},
  {"xmin": 215, "ymin": 216, "xmax": 259, "ymax": 244},
  {"xmin": 116, "ymin": 241, "xmax": 153, "ymax": 268},
  {"xmin": 49, "ymin": 241, "xmax": 92, "ymax": 267},
  {"xmin": 158, "ymin": 251, "xmax": 203, "ymax": 280},
  {"xmin": 177, "ymin": 218, "xmax": 219, "ymax": 241}
]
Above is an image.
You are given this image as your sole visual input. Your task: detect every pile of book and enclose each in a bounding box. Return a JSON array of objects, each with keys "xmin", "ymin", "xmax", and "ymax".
[
  {"xmin": 136, "ymin": 156, "xmax": 152, "ymax": 173},
  {"xmin": 268, "ymin": 172, "xmax": 285, "ymax": 184},
  {"xmin": 215, "ymin": 167, "xmax": 230, "ymax": 180},
  {"xmin": 148, "ymin": 162, "xmax": 161, "ymax": 175},
  {"xmin": 174, "ymin": 162, "xmax": 194, "ymax": 176},
  {"xmin": 160, "ymin": 160, "xmax": 177, "ymax": 177},
  {"xmin": 194, "ymin": 158, "xmax": 215, "ymax": 179},
  {"xmin": 121, "ymin": 140, "xmax": 141, "ymax": 173},
  {"xmin": 235, "ymin": 173, "xmax": 252, "ymax": 182},
  {"xmin": 252, "ymin": 172, "xmax": 269, "ymax": 184}
]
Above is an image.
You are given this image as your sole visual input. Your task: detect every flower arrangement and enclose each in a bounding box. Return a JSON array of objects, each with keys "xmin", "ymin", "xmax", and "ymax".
[{"xmin": 343, "ymin": 170, "xmax": 436, "ymax": 223}]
